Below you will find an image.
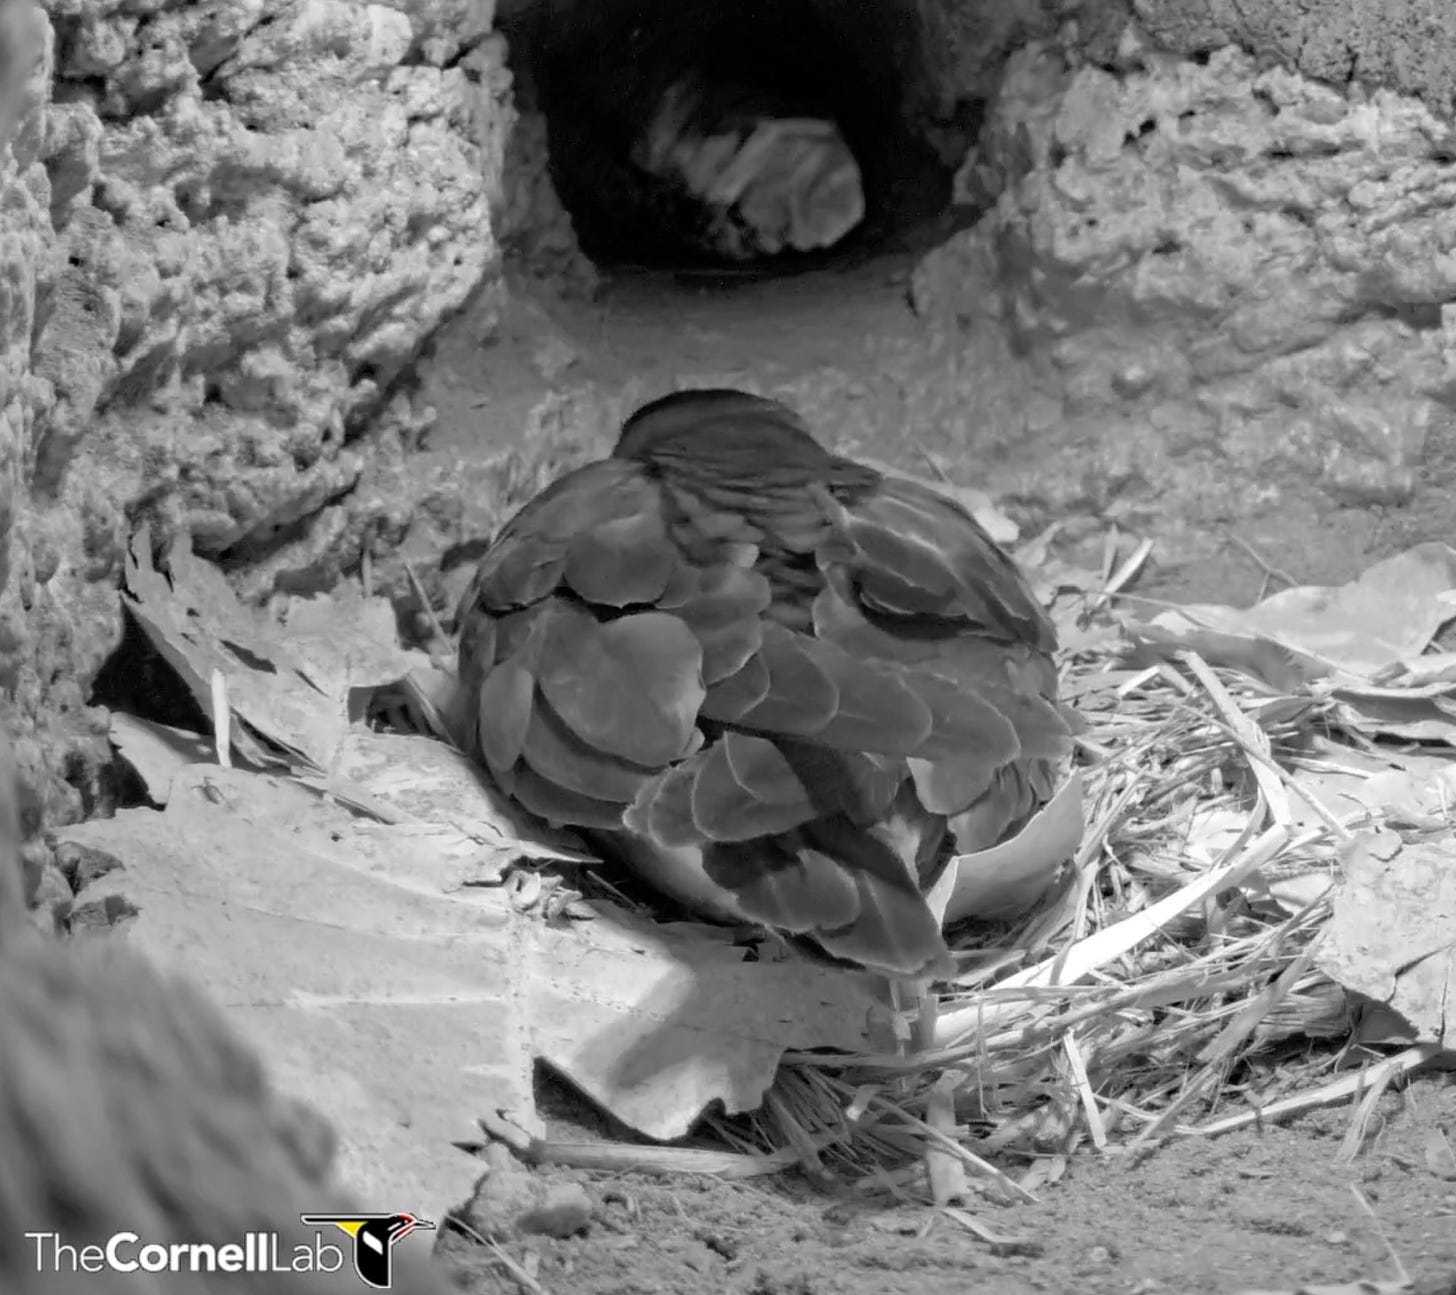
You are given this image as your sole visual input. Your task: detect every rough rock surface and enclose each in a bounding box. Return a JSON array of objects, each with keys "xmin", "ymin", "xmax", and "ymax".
[
  {"xmin": 494, "ymin": 106, "xmax": 599, "ymax": 297},
  {"xmin": 911, "ymin": 29, "xmax": 1456, "ymax": 534},
  {"xmin": 917, "ymin": 0, "xmax": 1456, "ymax": 131},
  {"xmin": 0, "ymin": 0, "xmax": 506, "ymax": 828},
  {"xmin": 1135, "ymin": 0, "xmax": 1456, "ymax": 114}
]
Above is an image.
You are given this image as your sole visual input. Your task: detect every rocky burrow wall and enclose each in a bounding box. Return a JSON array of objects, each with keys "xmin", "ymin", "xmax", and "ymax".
[
  {"xmin": 906, "ymin": 0, "xmax": 1456, "ymax": 561},
  {"xmin": 0, "ymin": 0, "xmax": 510, "ymax": 845}
]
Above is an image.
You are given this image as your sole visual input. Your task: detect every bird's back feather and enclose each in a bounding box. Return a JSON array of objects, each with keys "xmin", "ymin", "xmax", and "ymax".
[{"xmin": 458, "ymin": 390, "xmax": 1070, "ymax": 976}]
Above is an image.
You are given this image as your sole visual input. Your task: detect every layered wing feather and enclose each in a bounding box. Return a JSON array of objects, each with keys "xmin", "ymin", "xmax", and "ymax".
[
  {"xmin": 810, "ymin": 472, "xmax": 1070, "ymax": 851},
  {"xmin": 459, "ymin": 391, "xmax": 1070, "ymax": 976}
]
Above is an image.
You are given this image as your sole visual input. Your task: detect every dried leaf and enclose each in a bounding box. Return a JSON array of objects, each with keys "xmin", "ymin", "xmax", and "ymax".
[
  {"xmin": 123, "ymin": 529, "xmax": 410, "ymax": 771},
  {"xmin": 1289, "ymin": 743, "xmax": 1456, "ymax": 831},
  {"xmin": 64, "ymin": 768, "xmax": 503, "ymax": 1217},
  {"xmin": 59, "ymin": 764, "xmax": 876, "ymax": 1213},
  {"xmin": 1228, "ymin": 1285, "xmax": 1411, "ymax": 1295},
  {"xmin": 1145, "ymin": 543, "xmax": 1456, "ymax": 680},
  {"xmin": 1127, "ymin": 621, "xmax": 1318, "ymax": 691},
  {"xmin": 329, "ymin": 729, "xmax": 592, "ymax": 876},
  {"xmin": 282, "ymin": 585, "xmax": 417, "ymax": 700},
  {"xmin": 1333, "ymin": 691, "xmax": 1456, "ymax": 746},
  {"xmin": 108, "ymin": 713, "xmax": 214, "ymax": 804},
  {"xmin": 531, "ymin": 904, "xmax": 875, "ymax": 1140},
  {"xmin": 1317, "ymin": 830, "xmax": 1456, "ymax": 1045},
  {"xmin": 1423, "ymin": 1125, "xmax": 1456, "ymax": 1181},
  {"xmin": 1387, "ymin": 651, "xmax": 1456, "ymax": 687}
]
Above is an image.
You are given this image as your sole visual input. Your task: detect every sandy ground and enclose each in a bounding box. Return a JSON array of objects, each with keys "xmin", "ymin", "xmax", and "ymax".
[
  {"xmin": 436, "ymin": 1073, "xmax": 1456, "ymax": 1295},
  {"xmin": 416, "ymin": 256, "xmax": 1456, "ymax": 1295},
  {"xmin": 422, "ymin": 253, "xmax": 1453, "ymax": 614},
  {"xmin": 432, "ymin": 1072, "xmax": 1456, "ymax": 1295}
]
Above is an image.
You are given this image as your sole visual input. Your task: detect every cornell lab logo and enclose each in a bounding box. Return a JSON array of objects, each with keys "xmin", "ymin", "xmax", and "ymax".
[{"xmin": 299, "ymin": 1213, "xmax": 436, "ymax": 1289}]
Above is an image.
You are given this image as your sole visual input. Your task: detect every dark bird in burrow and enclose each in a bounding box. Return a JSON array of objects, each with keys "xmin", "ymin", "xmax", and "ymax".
[{"xmin": 456, "ymin": 390, "xmax": 1070, "ymax": 979}]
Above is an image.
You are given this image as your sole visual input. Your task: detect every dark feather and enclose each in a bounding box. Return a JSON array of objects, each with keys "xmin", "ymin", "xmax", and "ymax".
[
  {"xmin": 475, "ymin": 659, "xmax": 535, "ymax": 778},
  {"xmin": 563, "ymin": 508, "xmax": 677, "ymax": 606},
  {"xmin": 521, "ymin": 698, "xmax": 659, "ymax": 805},
  {"xmin": 700, "ymin": 652, "xmax": 773, "ymax": 721},
  {"xmin": 459, "ymin": 388, "xmax": 1071, "ymax": 977},
  {"xmin": 534, "ymin": 605, "xmax": 705, "ymax": 767},
  {"xmin": 689, "ymin": 733, "xmax": 817, "ymax": 840},
  {"xmin": 657, "ymin": 564, "xmax": 771, "ymax": 683},
  {"xmin": 509, "ymin": 764, "xmax": 628, "ymax": 831},
  {"xmin": 730, "ymin": 623, "xmax": 840, "ymax": 735}
]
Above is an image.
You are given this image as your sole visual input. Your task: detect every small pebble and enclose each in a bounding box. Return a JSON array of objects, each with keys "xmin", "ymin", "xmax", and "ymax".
[
  {"xmin": 463, "ymin": 1143, "xmax": 539, "ymax": 1240},
  {"xmin": 517, "ymin": 1182, "xmax": 593, "ymax": 1238}
]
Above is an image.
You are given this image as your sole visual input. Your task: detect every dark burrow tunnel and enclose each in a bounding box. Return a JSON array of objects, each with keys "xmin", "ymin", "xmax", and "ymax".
[{"xmin": 496, "ymin": 0, "xmax": 972, "ymax": 272}]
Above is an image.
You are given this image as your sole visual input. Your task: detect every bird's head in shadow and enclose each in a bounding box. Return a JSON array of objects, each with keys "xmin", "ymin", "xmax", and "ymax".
[{"xmin": 614, "ymin": 388, "xmax": 828, "ymax": 473}]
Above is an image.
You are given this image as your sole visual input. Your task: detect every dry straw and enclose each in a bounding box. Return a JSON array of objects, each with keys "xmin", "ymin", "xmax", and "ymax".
[{"xmin": 704, "ymin": 633, "xmax": 1404, "ymax": 1197}]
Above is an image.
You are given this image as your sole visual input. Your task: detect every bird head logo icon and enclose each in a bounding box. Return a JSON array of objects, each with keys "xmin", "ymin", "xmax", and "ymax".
[{"xmin": 298, "ymin": 1212, "xmax": 436, "ymax": 1289}]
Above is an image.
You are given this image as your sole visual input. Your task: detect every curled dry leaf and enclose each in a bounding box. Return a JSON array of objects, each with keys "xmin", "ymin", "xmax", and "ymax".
[
  {"xmin": 123, "ymin": 529, "xmax": 414, "ymax": 771},
  {"xmin": 59, "ymin": 763, "xmax": 878, "ymax": 1217},
  {"xmin": 1318, "ymin": 830, "xmax": 1456, "ymax": 1046},
  {"xmin": 1138, "ymin": 543, "xmax": 1456, "ymax": 680},
  {"xmin": 1126, "ymin": 544, "xmax": 1456, "ymax": 744},
  {"xmin": 109, "ymin": 713, "xmax": 216, "ymax": 805},
  {"xmin": 1423, "ymin": 1125, "xmax": 1456, "ymax": 1181}
]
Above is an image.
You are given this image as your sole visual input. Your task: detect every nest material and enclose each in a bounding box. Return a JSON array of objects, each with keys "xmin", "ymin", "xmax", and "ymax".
[{"xmin": 699, "ymin": 635, "xmax": 1418, "ymax": 1197}]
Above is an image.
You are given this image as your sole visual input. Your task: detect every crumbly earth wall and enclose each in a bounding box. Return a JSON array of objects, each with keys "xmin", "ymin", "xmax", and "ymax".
[{"xmin": 909, "ymin": 16, "xmax": 1456, "ymax": 538}]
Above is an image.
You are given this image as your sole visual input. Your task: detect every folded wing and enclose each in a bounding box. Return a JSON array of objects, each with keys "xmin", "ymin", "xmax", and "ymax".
[{"xmin": 459, "ymin": 395, "xmax": 1070, "ymax": 976}]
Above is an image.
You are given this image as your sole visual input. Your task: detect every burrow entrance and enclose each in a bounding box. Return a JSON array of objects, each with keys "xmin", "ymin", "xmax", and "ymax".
[{"xmin": 495, "ymin": 0, "xmax": 977, "ymax": 272}]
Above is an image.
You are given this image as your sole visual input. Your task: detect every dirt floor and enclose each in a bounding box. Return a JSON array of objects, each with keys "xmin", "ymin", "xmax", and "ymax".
[
  {"xmin": 421, "ymin": 251, "xmax": 1455, "ymax": 615},
  {"xmin": 416, "ymin": 254, "xmax": 1456, "ymax": 1295},
  {"xmin": 433, "ymin": 1071, "xmax": 1456, "ymax": 1295}
]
